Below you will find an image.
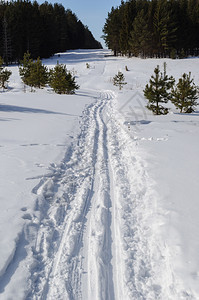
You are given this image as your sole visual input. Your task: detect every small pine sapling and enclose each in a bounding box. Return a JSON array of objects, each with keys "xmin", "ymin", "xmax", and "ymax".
[
  {"xmin": 113, "ymin": 71, "xmax": 127, "ymax": 90},
  {"xmin": 144, "ymin": 63, "xmax": 175, "ymax": 115},
  {"xmin": 0, "ymin": 57, "xmax": 12, "ymax": 89},
  {"xmin": 179, "ymin": 49, "xmax": 186, "ymax": 59},
  {"xmin": 171, "ymin": 73, "xmax": 198, "ymax": 113},
  {"xmin": 27, "ymin": 58, "xmax": 49, "ymax": 89},
  {"xmin": 19, "ymin": 52, "xmax": 32, "ymax": 86},
  {"xmin": 49, "ymin": 63, "xmax": 79, "ymax": 94},
  {"xmin": 170, "ymin": 48, "xmax": 177, "ymax": 59},
  {"xmin": 19, "ymin": 53, "xmax": 48, "ymax": 90}
]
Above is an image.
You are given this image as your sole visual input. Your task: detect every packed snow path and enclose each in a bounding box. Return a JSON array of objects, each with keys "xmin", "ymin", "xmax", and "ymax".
[{"xmin": 16, "ymin": 90, "xmax": 182, "ymax": 300}]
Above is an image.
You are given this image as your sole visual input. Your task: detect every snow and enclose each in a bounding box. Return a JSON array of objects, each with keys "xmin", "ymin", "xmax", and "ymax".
[{"xmin": 0, "ymin": 49, "xmax": 199, "ymax": 299}]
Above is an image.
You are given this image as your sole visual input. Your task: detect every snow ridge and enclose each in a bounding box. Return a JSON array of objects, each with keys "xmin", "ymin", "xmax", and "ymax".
[{"xmin": 106, "ymin": 98, "xmax": 158, "ymax": 299}]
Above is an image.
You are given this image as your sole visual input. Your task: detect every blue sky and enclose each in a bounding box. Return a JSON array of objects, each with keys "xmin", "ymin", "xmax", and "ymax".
[{"xmin": 37, "ymin": 0, "xmax": 122, "ymax": 48}]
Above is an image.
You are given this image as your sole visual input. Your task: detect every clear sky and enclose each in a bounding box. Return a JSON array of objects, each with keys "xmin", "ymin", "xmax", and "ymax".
[{"xmin": 37, "ymin": 0, "xmax": 122, "ymax": 48}]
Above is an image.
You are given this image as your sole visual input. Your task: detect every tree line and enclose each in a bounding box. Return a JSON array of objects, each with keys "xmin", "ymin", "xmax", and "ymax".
[
  {"xmin": 103, "ymin": 0, "xmax": 199, "ymax": 58},
  {"xmin": 0, "ymin": 0, "xmax": 102, "ymax": 64}
]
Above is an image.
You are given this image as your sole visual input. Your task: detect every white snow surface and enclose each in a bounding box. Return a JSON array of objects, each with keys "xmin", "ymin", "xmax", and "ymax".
[{"xmin": 0, "ymin": 49, "xmax": 199, "ymax": 299}]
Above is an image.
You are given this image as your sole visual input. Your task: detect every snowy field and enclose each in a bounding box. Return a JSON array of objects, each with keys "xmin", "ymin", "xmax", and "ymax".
[{"xmin": 0, "ymin": 49, "xmax": 199, "ymax": 299}]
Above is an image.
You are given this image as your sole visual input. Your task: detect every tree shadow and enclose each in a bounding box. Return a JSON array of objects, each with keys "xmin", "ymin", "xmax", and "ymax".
[
  {"xmin": 43, "ymin": 49, "xmax": 118, "ymax": 65},
  {"xmin": 0, "ymin": 104, "xmax": 77, "ymax": 116},
  {"xmin": 0, "ymin": 117, "xmax": 19, "ymax": 122},
  {"xmin": 173, "ymin": 111, "xmax": 199, "ymax": 117}
]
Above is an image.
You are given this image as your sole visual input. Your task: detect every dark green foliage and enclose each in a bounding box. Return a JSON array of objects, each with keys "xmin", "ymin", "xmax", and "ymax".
[
  {"xmin": 19, "ymin": 52, "xmax": 48, "ymax": 88},
  {"xmin": 171, "ymin": 73, "xmax": 198, "ymax": 113},
  {"xmin": 103, "ymin": 0, "xmax": 199, "ymax": 58},
  {"xmin": 179, "ymin": 49, "xmax": 186, "ymax": 59},
  {"xmin": 0, "ymin": 56, "xmax": 12, "ymax": 89},
  {"xmin": 113, "ymin": 71, "xmax": 127, "ymax": 90},
  {"xmin": 103, "ymin": 6, "xmax": 122, "ymax": 56},
  {"xmin": 170, "ymin": 48, "xmax": 177, "ymax": 59},
  {"xmin": 27, "ymin": 58, "xmax": 49, "ymax": 88},
  {"xmin": 19, "ymin": 52, "xmax": 33, "ymax": 86},
  {"xmin": 49, "ymin": 64, "xmax": 79, "ymax": 94},
  {"xmin": 144, "ymin": 64, "xmax": 175, "ymax": 115},
  {"xmin": 129, "ymin": 9, "xmax": 151, "ymax": 58},
  {"xmin": 0, "ymin": 1, "xmax": 102, "ymax": 62}
]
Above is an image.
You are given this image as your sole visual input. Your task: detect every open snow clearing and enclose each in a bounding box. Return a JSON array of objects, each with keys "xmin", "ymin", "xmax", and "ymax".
[{"xmin": 1, "ymin": 50, "xmax": 199, "ymax": 299}]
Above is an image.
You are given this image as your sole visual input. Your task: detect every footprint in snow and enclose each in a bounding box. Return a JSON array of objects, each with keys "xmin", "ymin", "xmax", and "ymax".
[{"xmin": 22, "ymin": 213, "xmax": 32, "ymax": 220}]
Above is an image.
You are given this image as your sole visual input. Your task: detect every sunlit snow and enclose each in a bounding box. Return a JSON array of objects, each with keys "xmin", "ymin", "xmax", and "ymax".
[{"xmin": 0, "ymin": 49, "xmax": 199, "ymax": 299}]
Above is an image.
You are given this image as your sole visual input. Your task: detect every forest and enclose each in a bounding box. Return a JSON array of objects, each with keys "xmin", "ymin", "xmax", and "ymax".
[
  {"xmin": 0, "ymin": 0, "xmax": 102, "ymax": 64},
  {"xmin": 103, "ymin": 0, "xmax": 199, "ymax": 58}
]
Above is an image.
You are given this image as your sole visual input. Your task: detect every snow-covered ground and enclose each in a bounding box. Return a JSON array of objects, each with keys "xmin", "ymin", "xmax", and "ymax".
[{"xmin": 0, "ymin": 49, "xmax": 199, "ymax": 299}]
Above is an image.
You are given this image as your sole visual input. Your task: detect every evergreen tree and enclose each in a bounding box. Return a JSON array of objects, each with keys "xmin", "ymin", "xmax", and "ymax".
[
  {"xmin": 19, "ymin": 52, "xmax": 48, "ymax": 89},
  {"xmin": 103, "ymin": 6, "xmax": 122, "ymax": 56},
  {"xmin": 129, "ymin": 9, "xmax": 151, "ymax": 57},
  {"xmin": 153, "ymin": 0, "xmax": 177, "ymax": 56},
  {"xmin": 19, "ymin": 52, "xmax": 33, "ymax": 86},
  {"xmin": 27, "ymin": 58, "xmax": 48, "ymax": 88},
  {"xmin": 119, "ymin": 2, "xmax": 133, "ymax": 56},
  {"xmin": 0, "ymin": 1, "xmax": 101, "ymax": 62},
  {"xmin": 170, "ymin": 48, "xmax": 177, "ymax": 59},
  {"xmin": 144, "ymin": 64, "xmax": 175, "ymax": 115},
  {"xmin": 49, "ymin": 63, "xmax": 79, "ymax": 94},
  {"xmin": 171, "ymin": 73, "xmax": 198, "ymax": 113},
  {"xmin": 0, "ymin": 56, "xmax": 12, "ymax": 89},
  {"xmin": 3, "ymin": 16, "xmax": 12, "ymax": 65},
  {"xmin": 113, "ymin": 71, "xmax": 127, "ymax": 90}
]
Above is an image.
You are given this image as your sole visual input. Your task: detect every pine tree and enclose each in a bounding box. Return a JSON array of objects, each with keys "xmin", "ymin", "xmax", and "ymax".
[
  {"xmin": 19, "ymin": 53, "xmax": 48, "ymax": 89},
  {"xmin": 19, "ymin": 52, "xmax": 33, "ymax": 86},
  {"xmin": 144, "ymin": 64, "xmax": 175, "ymax": 115},
  {"xmin": 0, "ymin": 1, "xmax": 101, "ymax": 62},
  {"xmin": 113, "ymin": 71, "xmax": 127, "ymax": 90},
  {"xmin": 0, "ymin": 56, "xmax": 12, "ymax": 89},
  {"xmin": 3, "ymin": 16, "xmax": 12, "ymax": 65},
  {"xmin": 129, "ymin": 9, "xmax": 151, "ymax": 58},
  {"xmin": 103, "ymin": 7, "xmax": 122, "ymax": 56},
  {"xmin": 27, "ymin": 58, "xmax": 48, "ymax": 88},
  {"xmin": 49, "ymin": 63, "xmax": 79, "ymax": 94},
  {"xmin": 171, "ymin": 73, "xmax": 198, "ymax": 113},
  {"xmin": 119, "ymin": 2, "xmax": 132, "ymax": 56}
]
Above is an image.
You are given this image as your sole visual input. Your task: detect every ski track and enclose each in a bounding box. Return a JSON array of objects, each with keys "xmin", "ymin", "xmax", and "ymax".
[
  {"xmin": 9, "ymin": 89, "xmax": 191, "ymax": 300},
  {"xmin": 23, "ymin": 91, "xmax": 116, "ymax": 300}
]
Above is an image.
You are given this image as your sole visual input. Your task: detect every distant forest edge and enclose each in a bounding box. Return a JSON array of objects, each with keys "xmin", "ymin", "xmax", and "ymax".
[
  {"xmin": 0, "ymin": 0, "xmax": 102, "ymax": 64},
  {"xmin": 103, "ymin": 0, "xmax": 199, "ymax": 58}
]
